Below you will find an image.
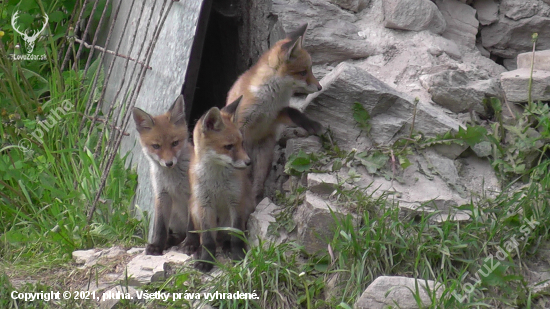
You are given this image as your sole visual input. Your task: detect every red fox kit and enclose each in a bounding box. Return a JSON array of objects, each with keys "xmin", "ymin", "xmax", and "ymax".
[
  {"xmin": 183, "ymin": 97, "xmax": 254, "ymax": 272},
  {"xmin": 132, "ymin": 95, "xmax": 192, "ymax": 255},
  {"xmin": 226, "ymin": 23, "xmax": 323, "ymax": 203}
]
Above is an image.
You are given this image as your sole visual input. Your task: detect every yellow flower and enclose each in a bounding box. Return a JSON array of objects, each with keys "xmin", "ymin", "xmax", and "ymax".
[{"xmin": 0, "ymin": 31, "xmax": 4, "ymax": 38}]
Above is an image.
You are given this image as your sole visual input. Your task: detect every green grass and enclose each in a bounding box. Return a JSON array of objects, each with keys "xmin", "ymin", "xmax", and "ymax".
[{"xmin": 2, "ymin": 1, "xmax": 550, "ymax": 308}]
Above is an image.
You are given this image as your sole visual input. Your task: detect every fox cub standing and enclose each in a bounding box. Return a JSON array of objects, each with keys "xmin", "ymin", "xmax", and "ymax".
[
  {"xmin": 183, "ymin": 97, "xmax": 255, "ymax": 272},
  {"xmin": 133, "ymin": 95, "xmax": 192, "ymax": 255},
  {"xmin": 226, "ymin": 23, "xmax": 323, "ymax": 203}
]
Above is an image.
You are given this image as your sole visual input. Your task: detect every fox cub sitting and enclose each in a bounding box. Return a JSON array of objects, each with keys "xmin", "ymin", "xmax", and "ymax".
[
  {"xmin": 133, "ymin": 95, "xmax": 192, "ymax": 255},
  {"xmin": 226, "ymin": 23, "xmax": 323, "ymax": 204},
  {"xmin": 183, "ymin": 97, "xmax": 255, "ymax": 272}
]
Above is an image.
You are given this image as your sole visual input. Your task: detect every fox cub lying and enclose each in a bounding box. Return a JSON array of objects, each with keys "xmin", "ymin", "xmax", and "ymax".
[
  {"xmin": 133, "ymin": 95, "xmax": 192, "ymax": 255},
  {"xmin": 183, "ymin": 97, "xmax": 255, "ymax": 272}
]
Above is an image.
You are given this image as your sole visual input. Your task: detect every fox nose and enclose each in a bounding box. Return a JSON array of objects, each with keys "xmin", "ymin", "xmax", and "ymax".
[
  {"xmin": 317, "ymin": 84, "xmax": 322, "ymax": 91},
  {"xmin": 245, "ymin": 158, "xmax": 251, "ymax": 166},
  {"xmin": 165, "ymin": 161, "xmax": 173, "ymax": 167}
]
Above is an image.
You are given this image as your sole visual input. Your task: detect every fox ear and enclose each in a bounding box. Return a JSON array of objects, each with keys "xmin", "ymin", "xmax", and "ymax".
[
  {"xmin": 222, "ymin": 95, "xmax": 243, "ymax": 124},
  {"xmin": 284, "ymin": 36, "xmax": 303, "ymax": 60},
  {"xmin": 286, "ymin": 23, "xmax": 308, "ymax": 44},
  {"xmin": 168, "ymin": 95, "xmax": 186, "ymax": 126},
  {"xmin": 133, "ymin": 108, "xmax": 154, "ymax": 133},
  {"xmin": 202, "ymin": 107, "xmax": 224, "ymax": 132}
]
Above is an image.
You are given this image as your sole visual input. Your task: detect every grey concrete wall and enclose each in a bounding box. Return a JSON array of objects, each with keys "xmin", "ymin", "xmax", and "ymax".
[{"xmin": 100, "ymin": 0, "xmax": 203, "ymax": 234}]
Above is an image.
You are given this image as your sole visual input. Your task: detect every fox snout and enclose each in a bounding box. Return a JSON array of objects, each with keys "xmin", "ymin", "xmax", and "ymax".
[
  {"xmin": 159, "ymin": 157, "xmax": 177, "ymax": 168},
  {"xmin": 232, "ymin": 155, "xmax": 251, "ymax": 169}
]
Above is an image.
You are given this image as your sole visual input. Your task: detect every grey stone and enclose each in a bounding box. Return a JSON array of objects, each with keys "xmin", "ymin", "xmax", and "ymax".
[
  {"xmin": 503, "ymin": 58, "xmax": 518, "ymax": 71},
  {"xmin": 302, "ymin": 63, "xmax": 461, "ymax": 150},
  {"xmin": 473, "ymin": 0, "xmax": 499, "ymax": 25},
  {"xmin": 354, "ymin": 276, "xmax": 444, "ymax": 309},
  {"xmin": 307, "ymin": 173, "xmax": 339, "ymax": 195},
  {"xmin": 383, "ymin": 0, "xmax": 446, "ymax": 34},
  {"xmin": 420, "ymin": 70, "xmax": 499, "ymax": 114},
  {"xmin": 457, "ymin": 155, "xmax": 501, "ymax": 198},
  {"xmin": 500, "ymin": 69, "xmax": 550, "ymax": 102},
  {"xmin": 424, "ymin": 149, "xmax": 459, "ymax": 185},
  {"xmin": 436, "ymin": 0, "xmax": 479, "ymax": 48},
  {"xmin": 472, "ymin": 141, "xmax": 492, "ymax": 157},
  {"xmin": 430, "ymin": 143, "xmax": 468, "ymax": 160},
  {"xmin": 481, "ymin": 15, "xmax": 550, "ymax": 58},
  {"xmin": 296, "ymin": 192, "xmax": 358, "ymax": 255},
  {"xmin": 125, "ymin": 252, "xmax": 191, "ymax": 287},
  {"xmin": 285, "ymin": 136, "xmax": 323, "ymax": 159},
  {"xmin": 248, "ymin": 198, "xmax": 290, "ymax": 247},
  {"xmin": 99, "ymin": 286, "xmax": 138, "ymax": 309},
  {"xmin": 501, "ymin": 0, "xmax": 540, "ymax": 20},
  {"xmin": 127, "ymin": 247, "xmax": 145, "ymax": 255},
  {"xmin": 273, "ymin": 0, "xmax": 373, "ymax": 64},
  {"xmin": 73, "ymin": 249, "xmax": 100, "ymax": 267},
  {"xmin": 329, "ymin": 0, "xmax": 369, "ymax": 12},
  {"xmin": 517, "ymin": 49, "xmax": 550, "ymax": 71},
  {"xmin": 424, "ymin": 35, "xmax": 462, "ymax": 59}
]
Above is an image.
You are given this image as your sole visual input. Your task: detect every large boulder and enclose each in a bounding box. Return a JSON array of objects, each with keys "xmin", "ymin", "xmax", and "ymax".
[
  {"xmin": 272, "ymin": 0, "xmax": 373, "ymax": 63},
  {"xmin": 473, "ymin": 0, "xmax": 499, "ymax": 25},
  {"xmin": 354, "ymin": 276, "xmax": 444, "ymax": 309},
  {"xmin": 329, "ymin": 0, "xmax": 370, "ymax": 12},
  {"xmin": 481, "ymin": 15, "xmax": 550, "ymax": 58},
  {"xmin": 300, "ymin": 63, "xmax": 461, "ymax": 149},
  {"xmin": 436, "ymin": 0, "xmax": 479, "ymax": 49},
  {"xmin": 517, "ymin": 49, "xmax": 550, "ymax": 71},
  {"xmin": 500, "ymin": 69, "xmax": 550, "ymax": 103},
  {"xmin": 383, "ymin": 0, "xmax": 446, "ymax": 34},
  {"xmin": 420, "ymin": 69, "xmax": 500, "ymax": 115}
]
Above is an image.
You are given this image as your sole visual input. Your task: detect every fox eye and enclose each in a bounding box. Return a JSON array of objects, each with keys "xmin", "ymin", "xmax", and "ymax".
[
  {"xmin": 298, "ymin": 70, "xmax": 307, "ymax": 76},
  {"xmin": 171, "ymin": 140, "xmax": 179, "ymax": 147},
  {"xmin": 152, "ymin": 144, "xmax": 160, "ymax": 149},
  {"xmin": 224, "ymin": 144, "xmax": 234, "ymax": 150}
]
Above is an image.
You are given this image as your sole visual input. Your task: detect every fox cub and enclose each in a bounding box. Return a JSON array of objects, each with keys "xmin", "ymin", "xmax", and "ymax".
[
  {"xmin": 183, "ymin": 97, "xmax": 255, "ymax": 272},
  {"xmin": 133, "ymin": 95, "xmax": 192, "ymax": 255},
  {"xmin": 226, "ymin": 23, "xmax": 323, "ymax": 203}
]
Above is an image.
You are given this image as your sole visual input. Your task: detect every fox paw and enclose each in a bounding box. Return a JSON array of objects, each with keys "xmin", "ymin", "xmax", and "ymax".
[
  {"xmin": 182, "ymin": 241, "xmax": 199, "ymax": 256},
  {"xmin": 194, "ymin": 260, "xmax": 214, "ymax": 273},
  {"xmin": 145, "ymin": 244, "xmax": 164, "ymax": 255}
]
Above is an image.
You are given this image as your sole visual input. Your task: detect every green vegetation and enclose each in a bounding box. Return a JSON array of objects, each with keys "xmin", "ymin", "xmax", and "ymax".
[{"xmin": 1, "ymin": 1, "xmax": 549, "ymax": 308}]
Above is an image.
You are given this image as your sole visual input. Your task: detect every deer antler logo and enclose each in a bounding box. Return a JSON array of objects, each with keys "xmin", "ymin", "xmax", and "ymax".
[{"xmin": 11, "ymin": 10, "xmax": 49, "ymax": 54}]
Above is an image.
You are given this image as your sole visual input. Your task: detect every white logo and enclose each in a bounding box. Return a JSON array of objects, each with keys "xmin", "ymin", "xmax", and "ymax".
[{"xmin": 11, "ymin": 10, "xmax": 48, "ymax": 54}]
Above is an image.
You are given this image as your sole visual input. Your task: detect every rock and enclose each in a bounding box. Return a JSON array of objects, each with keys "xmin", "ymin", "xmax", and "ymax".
[
  {"xmin": 436, "ymin": 0, "xmax": 479, "ymax": 49},
  {"xmin": 473, "ymin": 0, "xmax": 498, "ymax": 25},
  {"xmin": 383, "ymin": 0, "xmax": 446, "ymax": 34},
  {"xmin": 125, "ymin": 252, "xmax": 191, "ymax": 287},
  {"xmin": 285, "ymin": 136, "xmax": 323, "ymax": 158},
  {"xmin": 99, "ymin": 286, "xmax": 138, "ymax": 309},
  {"xmin": 329, "ymin": 0, "xmax": 369, "ymax": 12},
  {"xmin": 476, "ymin": 42, "xmax": 491, "ymax": 58},
  {"xmin": 273, "ymin": 0, "xmax": 373, "ymax": 63},
  {"xmin": 354, "ymin": 276, "xmax": 444, "ymax": 309},
  {"xmin": 503, "ymin": 58, "xmax": 518, "ymax": 71},
  {"xmin": 247, "ymin": 198, "xmax": 290, "ymax": 247},
  {"xmin": 500, "ymin": 69, "xmax": 550, "ymax": 102},
  {"xmin": 430, "ymin": 143, "xmax": 468, "ymax": 160},
  {"xmin": 517, "ymin": 49, "xmax": 550, "ymax": 71},
  {"xmin": 423, "ymin": 34, "xmax": 462, "ymax": 59},
  {"xmin": 302, "ymin": 63, "xmax": 461, "ymax": 149},
  {"xmin": 104, "ymin": 246, "xmax": 126, "ymax": 259},
  {"xmin": 424, "ymin": 149, "xmax": 460, "ymax": 186},
  {"xmin": 472, "ymin": 141, "xmax": 492, "ymax": 157},
  {"xmin": 481, "ymin": 15, "xmax": 550, "ymax": 58},
  {"xmin": 73, "ymin": 249, "xmax": 100, "ymax": 267},
  {"xmin": 307, "ymin": 173, "xmax": 339, "ymax": 195},
  {"xmin": 457, "ymin": 155, "xmax": 501, "ymax": 198},
  {"xmin": 420, "ymin": 69, "xmax": 499, "ymax": 115},
  {"xmin": 501, "ymin": 0, "xmax": 540, "ymax": 21},
  {"xmin": 127, "ymin": 247, "xmax": 145, "ymax": 255},
  {"xmin": 296, "ymin": 192, "xmax": 358, "ymax": 255}
]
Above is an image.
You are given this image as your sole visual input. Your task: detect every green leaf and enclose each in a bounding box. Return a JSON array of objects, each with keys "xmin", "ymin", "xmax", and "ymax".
[{"xmin": 352, "ymin": 102, "xmax": 371, "ymax": 133}]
